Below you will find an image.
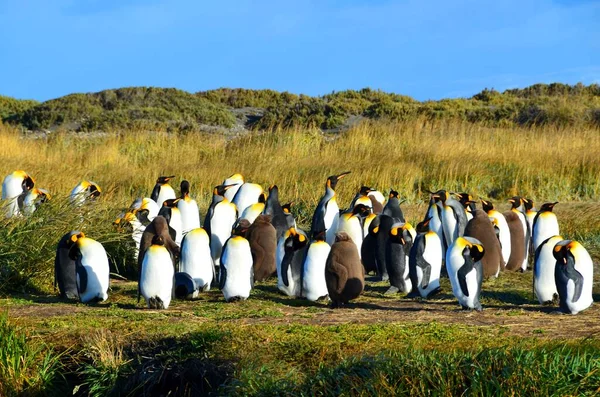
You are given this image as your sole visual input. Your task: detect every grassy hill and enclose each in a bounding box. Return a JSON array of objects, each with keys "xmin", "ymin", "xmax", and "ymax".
[{"xmin": 2, "ymin": 83, "xmax": 600, "ymax": 132}]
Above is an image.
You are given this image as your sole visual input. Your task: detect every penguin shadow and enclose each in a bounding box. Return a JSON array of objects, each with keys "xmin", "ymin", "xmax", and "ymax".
[
  {"xmin": 24, "ymin": 294, "xmax": 67, "ymax": 305},
  {"xmin": 349, "ymin": 301, "xmax": 425, "ymax": 312},
  {"xmin": 480, "ymin": 290, "xmax": 533, "ymax": 306},
  {"xmin": 251, "ymin": 284, "xmax": 328, "ymax": 308}
]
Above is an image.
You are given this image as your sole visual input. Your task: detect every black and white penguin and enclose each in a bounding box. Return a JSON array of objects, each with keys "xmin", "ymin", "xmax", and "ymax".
[
  {"xmin": 455, "ymin": 192, "xmax": 476, "ymax": 221},
  {"xmin": 232, "ymin": 182, "xmax": 264, "ymax": 216},
  {"xmin": 222, "ymin": 173, "xmax": 244, "ymax": 202},
  {"xmin": 533, "ymin": 235, "xmax": 563, "ymax": 304},
  {"xmin": 508, "ymin": 196, "xmax": 530, "ymax": 271},
  {"xmin": 129, "ymin": 197, "xmax": 159, "ymax": 223},
  {"xmin": 337, "ymin": 204, "xmax": 370, "ymax": 259},
  {"xmin": 446, "ymin": 236, "xmax": 485, "ymax": 311},
  {"xmin": 302, "ymin": 231, "xmax": 331, "ymax": 301},
  {"xmin": 277, "ymin": 227, "xmax": 309, "ymax": 297},
  {"xmin": 66, "ymin": 233, "xmax": 110, "ymax": 303},
  {"xmin": 19, "ymin": 187, "xmax": 51, "ymax": 215},
  {"xmin": 349, "ymin": 186, "xmax": 375, "ymax": 211},
  {"xmin": 408, "ymin": 218, "xmax": 443, "ymax": 298},
  {"xmin": 263, "ymin": 185, "xmax": 294, "ymax": 240},
  {"xmin": 425, "ymin": 195, "xmax": 445, "ymax": 256},
  {"xmin": 523, "ymin": 198, "xmax": 537, "ymax": 257},
  {"xmin": 385, "ymin": 223, "xmax": 414, "ymax": 294},
  {"xmin": 178, "ymin": 228, "xmax": 214, "ymax": 295},
  {"xmin": 159, "ymin": 199, "xmax": 183, "ymax": 246},
  {"xmin": 482, "ymin": 200, "xmax": 511, "ymax": 267},
  {"xmin": 553, "ymin": 240, "xmax": 594, "ymax": 314},
  {"xmin": 2, "ymin": 170, "xmax": 35, "ymax": 217},
  {"xmin": 239, "ymin": 193, "xmax": 266, "ymax": 224},
  {"xmin": 204, "ymin": 184, "xmax": 238, "ymax": 267},
  {"xmin": 310, "ymin": 171, "xmax": 350, "ymax": 245},
  {"xmin": 55, "ymin": 231, "xmax": 84, "ymax": 300},
  {"xmin": 177, "ymin": 180, "xmax": 200, "ymax": 235},
  {"xmin": 70, "ymin": 180, "xmax": 101, "ymax": 205},
  {"xmin": 370, "ymin": 214, "xmax": 397, "ymax": 281},
  {"xmin": 140, "ymin": 235, "xmax": 175, "ymax": 309},
  {"xmin": 281, "ymin": 202, "xmax": 297, "ymax": 229},
  {"xmin": 114, "ymin": 211, "xmax": 145, "ymax": 258},
  {"xmin": 432, "ymin": 190, "xmax": 467, "ymax": 250},
  {"xmin": 220, "ymin": 233, "xmax": 253, "ymax": 302},
  {"xmin": 532, "ymin": 202, "xmax": 560, "ymax": 252},
  {"xmin": 382, "ymin": 189, "xmax": 405, "ymax": 221},
  {"xmin": 150, "ymin": 175, "xmax": 176, "ymax": 207}
]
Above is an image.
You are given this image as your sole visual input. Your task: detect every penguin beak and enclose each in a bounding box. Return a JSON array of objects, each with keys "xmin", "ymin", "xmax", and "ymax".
[{"xmin": 337, "ymin": 171, "xmax": 351, "ymax": 179}]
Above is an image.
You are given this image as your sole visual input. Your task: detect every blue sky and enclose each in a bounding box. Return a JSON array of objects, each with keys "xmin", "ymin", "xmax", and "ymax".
[{"xmin": 1, "ymin": 0, "xmax": 599, "ymax": 101}]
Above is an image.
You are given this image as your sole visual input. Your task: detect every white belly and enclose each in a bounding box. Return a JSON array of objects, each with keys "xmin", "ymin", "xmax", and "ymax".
[
  {"xmin": 324, "ymin": 200, "xmax": 339, "ymax": 246},
  {"xmin": 156, "ymin": 186, "xmax": 176, "ymax": 207},
  {"xmin": 337, "ymin": 215, "xmax": 362, "ymax": 259},
  {"xmin": 78, "ymin": 241, "xmax": 110, "ymax": 303},
  {"xmin": 210, "ymin": 203, "xmax": 236, "ymax": 266},
  {"xmin": 490, "ymin": 211, "xmax": 511, "ymax": 265},
  {"xmin": 302, "ymin": 242, "xmax": 330, "ymax": 301},
  {"xmin": 515, "ymin": 211, "xmax": 529, "ymax": 270},
  {"xmin": 533, "ymin": 216, "xmax": 560, "ymax": 252},
  {"xmin": 442, "ymin": 206, "xmax": 458, "ymax": 245},
  {"xmin": 419, "ymin": 233, "xmax": 442, "ymax": 295},
  {"xmin": 533, "ymin": 236, "xmax": 560, "ymax": 303},
  {"xmin": 140, "ymin": 246, "xmax": 174, "ymax": 308},
  {"xmin": 178, "ymin": 200, "xmax": 200, "ymax": 234},
  {"xmin": 180, "ymin": 228, "xmax": 213, "ymax": 290},
  {"xmin": 232, "ymin": 183, "xmax": 263, "ymax": 215},
  {"xmin": 221, "ymin": 239, "xmax": 253, "ymax": 301}
]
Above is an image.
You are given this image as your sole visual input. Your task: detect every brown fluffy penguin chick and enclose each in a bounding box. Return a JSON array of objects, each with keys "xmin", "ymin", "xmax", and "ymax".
[
  {"xmin": 325, "ymin": 232, "xmax": 365, "ymax": 307},
  {"xmin": 248, "ymin": 214, "xmax": 277, "ymax": 281},
  {"xmin": 502, "ymin": 210, "xmax": 525, "ymax": 271},
  {"xmin": 464, "ymin": 210, "xmax": 504, "ymax": 278}
]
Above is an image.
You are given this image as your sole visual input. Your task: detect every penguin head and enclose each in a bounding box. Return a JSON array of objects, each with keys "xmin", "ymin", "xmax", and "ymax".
[
  {"xmin": 313, "ymin": 230, "xmax": 327, "ymax": 242},
  {"xmin": 152, "ymin": 235, "xmax": 165, "ymax": 246},
  {"xmin": 540, "ymin": 202, "xmax": 558, "ymax": 212},
  {"xmin": 416, "ymin": 217, "xmax": 432, "ymax": 234},
  {"xmin": 326, "ymin": 171, "xmax": 351, "ymax": 190},
  {"xmin": 285, "ymin": 228, "xmax": 307, "ymax": 250},
  {"xmin": 334, "ymin": 232, "xmax": 352, "ymax": 243},
  {"xmin": 156, "ymin": 175, "xmax": 175, "ymax": 185},
  {"xmin": 508, "ymin": 196, "xmax": 523, "ymax": 210},
  {"xmin": 352, "ymin": 203, "xmax": 371, "ymax": 218},
  {"xmin": 17, "ymin": 171, "xmax": 35, "ymax": 192},
  {"xmin": 233, "ymin": 219, "xmax": 251, "ymax": 238},
  {"xmin": 523, "ymin": 198, "xmax": 534, "ymax": 211},
  {"xmin": 455, "ymin": 192, "xmax": 473, "ymax": 208},
  {"xmin": 66, "ymin": 231, "xmax": 86, "ymax": 259},
  {"xmin": 430, "ymin": 189, "xmax": 448, "ymax": 204},
  {"xmin": 214, "ymin": 183, "xmax": 236, "ymax": 197},
  {"xmin": 282, "ymin": 202, "xmax": 293, "ymax": 214},
  {"xmin": 162, "ymin": 198, "xmax": 180, "ymax": 208},
  {"xmin": 469, "ymin": 243, "xmax": 485, "ymax": 263},
  {"xmin": 553, "ymin": 240, "xmax": 574, "ymax": 265},
  {"xmin": 481, "ymin": 199, "xmax": 494, "ymax": 213},
  {"xmin": 368, "ymin": 216, "xmax": 382, "ymax": 235},
  {"xmin": 180, "ymin": 180, "xmax": 190, "ymax": 197},
  {"xmin": 358, "ymin": 186, "xmax": 373, "ymax": 196},
  {"xmin": 258, "ymin": 193, "xmax": 267, "ymax": 204},
  {"xmin": 87, "ymin": 181, "xmax": 101, "ymax": 198},
  {"xmin": 224, "ymin": 173, "xmax": 244, "ymax": 185},
  {"xmin": 389, "ymin": 224, "xmax": 409, "ymax": 245},
  {"xmin": 389, "ymin": 189, "xmax": 399, "ymax": 199},
  {"xmin": 30, "ymin": 188, "xmax": 51, "ymax": 205}
]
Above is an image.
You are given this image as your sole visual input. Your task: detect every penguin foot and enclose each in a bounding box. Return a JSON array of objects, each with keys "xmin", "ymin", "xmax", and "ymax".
[
  {"xmin": 384, "ymin": 286, "xmax": 400, "ymax": 295},
  {"xmin": 406, "ymin": 290, "xmax": 420, "ymax": 299},
  {"xmin": 380, "ymin": 275, "xmax": 389, "ymax": 282},
  {"xmin": 426, "ymin": 287, "xmax": 442, "ymax": 298},
  {"xmin": 226, "ymin": 296, "xmax": 243, "ymax": 303}
]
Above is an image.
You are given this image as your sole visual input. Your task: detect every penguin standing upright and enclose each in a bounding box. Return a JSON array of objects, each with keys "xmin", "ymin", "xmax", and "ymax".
[
  {"xmin": 408, "ymin": 218, "xmax": 443, "ymax": 298},
  {"xmin": 220, "ymin": 230, "xmax": 253, "ymax": 302},
  {"xmin": 204, "ymin": 184, "xmax": 238, "ymax": 267},
  {"xmin": 385, "ymin": 223, "xmax": 414, "ymax": 294},
  {"xmin": 502, "ymin": 210, "xmax": 525, "ymax": 272},
  {"xmin": 55, "ymin": 231, "xmax": 84, "ymax": 300},
  {"xmin": 553, "ymin": 240, "xmax": 594, "ymax": 314},
  {"xmin": 232, "ymin": 182, "xmax": 264, "ymax": 216},
  {"xmin": 446, "ymin": 237, "xmax": 485, "ymax": 311},
  {"xmin": 239, "ymin": 193, "xmax": 266, "ymax": 224},
  {"xmin": 325, "ymin": 232, "xmax": 365, "ymax": 307},
  {"xmin": 222, "ymin": 173, "xmax": 244, "ymax": 202},
  {"xmin": 70, "ymin": 180, "xmax": 101, "ymax": 205},
  {"xmin": 337, "ymin": 204, "xmax": 370, "ymax": 259},
  {"xmin": 508, "ymin": 196, "xmax": 530, "ymax": 270},
  {"xmin": 247, "ymin": 214, "xmax": 277, "ymax": 282},
  {"xmin": 367, "ymin": 190, "xmax": 386, "ymax": 214},
  {"xmin": 464, "ymin": 209, "xmax": 503, "ymax": 278},
  {"xmin": 67, "ymin": 233, "xmax": 110, "ymax": 303},
  {"xmin": 19, "ymin": 187, "xmax": 50, "ymax": 215},
  {"xmin": 432, "ymin": 190, "xmax": 467, "ymax": 250},
  {"xmin": 311, "ymin": 171, "xmax": 350, "ymax": 245},
  {"xmin": 361, "ymin": 216, "xmax": 379, "ymax": 275},
  {"xmin": 159, "ymin": 199, "xmax": 183, "ymax": 246},
  {"xmin": 382, "ymin": 190, "xmax": 405, "ymax": 221},
  {"xmin": 523, "ymin": 198, "xmax": 537, "ymax": 258},
  {"xmin": 263, "ymin": 185, "xmax": 293, "ymax": 240},
  {"xmin": 302, "ymin": 231, "xmax": 331, "ymax": 301},
  {"xmin": 277, "ymin": 227, "xmax": 309, "ymax": 297},
  {"xmin": 371, "ymin": 214, "xmax": 397, "ymax": 280},
  {"xmin": 177, "ymin": 180, "xmax": 200, "ymax": 235},
  {"xmin": 533, "ymin": 235, "xmax": 563, "ymax": 304},
  {"xmin": 532, "ymin": 202, "xmax": 560, "ymax": 251},
  {"xmin": 425, "ymin": 196, "xmax": 445, "ymax": 256},
  {"xmin": 2, "ymin": 170, "xmax": 34, "ymax": 217},
  {"xmin": 178, "ymin": 227, "xmax": 214, "ymax": 295},
  {"xmin": 456, "ymin": 193, "xmax": 476, "ymax": 221},
  {"xmin": 140, "ymin": 235, "xmax": 175, "ymax": 309},
  {"xmin": 151, "ymin": 176, "xmax": 176, "ymax": 207},
  {"xmin": 482, "ymin": 200, "xmax": 511, "ymax": 267}
]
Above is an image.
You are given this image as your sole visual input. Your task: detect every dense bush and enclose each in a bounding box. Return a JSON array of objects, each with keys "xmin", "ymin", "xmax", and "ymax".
[{"xmin": 0, "ymin": 95, "xmax": 38, "ymax": 120}]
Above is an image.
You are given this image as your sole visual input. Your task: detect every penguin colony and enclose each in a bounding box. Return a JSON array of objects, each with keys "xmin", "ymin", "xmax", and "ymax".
[{"xmin": 1, "ymin": 170, "xmax": 595, "ymax": 315}]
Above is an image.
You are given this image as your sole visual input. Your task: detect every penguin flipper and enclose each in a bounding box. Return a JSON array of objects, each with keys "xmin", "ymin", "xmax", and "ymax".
[
  {"xmin": 570, "ymin": 268, "xmax": 585, "ymax": 303},
  {"xmin": 310, "ymin": 201, "xmax": 327, "ymax": 238},
  {"xmin": 421, "ymin": 265, "xmax": 431, "ymax": 290},
  {"xmin": 76, "ymin": 261, "xmax": 88, "ymax": 296},
  {"xmin": 457, "ymin": 264, "xmax": 471, "ymax": 298},
  {"xmin": 280, "ymin": 252, "xmax": 293, "ymax": 287},
  {"xmin": 150, "ymin": 184, "xmax": 160, "ymax": 202},
  {"xmin": 219, "ymin": 263, "xmax": 227, "ymax": 290}
]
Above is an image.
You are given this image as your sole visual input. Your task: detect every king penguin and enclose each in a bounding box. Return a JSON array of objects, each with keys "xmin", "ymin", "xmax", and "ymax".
[
  {"xmin": 337, "ymin": 204, "xmax": 370, "ymax": 259},
  {"xmin": 425, "ymin": 195, "xmax": 445, "ymax": 256},
  {"xmin": 408, "ymin": 218, "xmax": 443, "ymax": 298},
  {"xmin": 70, "ymin": 180, "xmax": 101, "ymax": 206},
  {"xmin": 456, "ymin": 192, "xmax": 476, "ymax": 221},
  {"xmin": 150, "ymin": 175, "xmax": 176, "ymax": 207},
  {"xmin": 349, "ymin": 186, "xmax": 375, "ymax": 211},
  {"xmin": 482, "ymin": 200, "xmax": 511, "ymax": 267},
  {"xmin": 55, "ymin": 231, "xmax": 84, "ymax": 300},
  {"xmin": 222, "ymin": 173, "xmax": 244, "ymax": 202},
  {"xmin": 302, "ymin": 231, "xmax": 331, "ymax": 301},
  {"xmin": 325, "ymin": 232, "xmax": 365, "ymax": 307},
  {"xmin": 177, "ymin": 180, "xmax": 200, "ymax": 235},
  {"xmin": 220, "ymin": 230, "xmax": 254, "ymax": 302},
  {"xmin": 263, "ymin": 185, "xmax": 294, "ymax": 240},
  {"xmin": 553, "ymin": 240, "xmax": 594, "ymax": 314},
  {"xmin": 310, "ymin": 171, "xmax": 351, "ymax": 245},
  {"xmin": 502, "ymin": 209, "xmax": 525, "ymax": 272},
  {"xmin": 382, "ymin": 190, "xmax": 405, "ymax": 221},
  {"xmin": 204, "ymin": 184, "xmax": 238, "ymax": 268},
  {"xmin": 464, "ymin": 209, "xmax": 503, "ymax": 278},
  {"xmin": 178, "ymin": 227, "xmax": 215, "ymax": 295},
  {"xmin": 129, "ymin": 197, "xmax": 159, "ymax": 223},
  {"xmin": 239, "ymin": 193, "xmax": 266, "ymax": 224},
  {"xmin": 140, "ymin": 235, "xmax": 175, "ymax": 309},
  {"xmin": 2, "ymin": 170, "xmax": 34, "ymax": 217},
  {"xmin": 367, "ymin": 190, "xmax": 386, "ymax": 214},
  {"xmin": 277, "ymin": 227, "xmax": 309, "ymax": 297},
  {"xmin": 159, "ymin": 199, "xmax": 183, "ymax": 246},
  {"xmin": 508, "ymin": 196, "xmax": 530, "ymax": 271},
  {"xmin": 432, "ymin": 190, "xmax": 467, "ymax": 250},
  {"xmin": 67, "ymin": 233, "xmax": 110, "ymax": 303},
  {"xmin": 247, "ymin": 214, "xmax": 277, "ymax": 282},
  {"xmin": 385, "ymin": 223, "xmax": 414, "ymax": 294},
  {"xmin": 370, "ymin": 214, "xmax": 397, "ymax": 281},
  {"xmin": 19, "ymin": 187, "xmax": 50, "ymax": 215},
  {"xmin": 533, "ymin": 235, "xmax": 562, "ymax": 304},
  {"xmin": 232, "ymin": 182, "xmax": 264, "ymax": 216},
  {"xmin": 446, "ymin": 236, "xmax": 485, "ymax": 311},
  {"xmin": 532, "ymin": 202, "xmax": 560, "ymax": 252}
]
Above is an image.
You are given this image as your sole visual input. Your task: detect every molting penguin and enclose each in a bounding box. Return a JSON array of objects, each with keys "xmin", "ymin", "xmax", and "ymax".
[
  {"xmin": 508, "ymin": 196, "xmax": 530, "ymax": 270},
  {"xmin": 532, "ymin": 202, "xmax": 560, "ymax": 252},
  {"xmin": 408, "ymin": 218, "xmax": 443, "ymax": 298},
  {"xmin": 310, "ymin": 171, "xmax": 350, "ymax": 245},
  {"xmin": 67, "ymin": 233, "xmax": 110, "ymax": 303},
  {"xmin": 432, "ymin": 190, "xmax": 467, "ymax": 250},
  {"xmin": 482, "ymin": 200, "xmax": 511, "ymax": 267},
  {"xmin": 325, "ymin": 232, "xmax": 365, "ymax": 307},
  {"xmin": 159, "ymin": 199, "xmax": 183, "ymax": 246},
  {"xmin": 232, "ymin": 182, "xmax": 264, "ymax": 216},
  {"xmin": 553, "ymin": 240, "xmax": 594, "ymax": 314},
  {"xmin": 446, "ymin": 236, "xmax": 485, "ymax": 311},
  {"xmin": 247, "ymin": 214, "xmax": 277, "ymax": 282},
  {"xmin": 382, "ymin": 190, "xmax": 405, "ymax": 221},
  {"xmin": 150, "ymin": 175, "xmax": 176, "ymax": 207},
  {"xmin": 19, "ymin": 187, "xmax": 50, "ymax": 215},
  {"xmin": 502, "ymin": 209, "xmax": 525, "ymax": 272},
  {"xmin": 55, "ymin": 231, "xmax": 84, "ymax": 300},
  {"xmin": 70, "ymin": 180, "xmax": 101, "ymax": 206},
  {"xmin": 2, "ymin": 170, "xmax": 35, "ymax": 218},
  {"xmin": 385, "ymin": 223, "xmax": 414, "ymax": 294},
  {"xmin": 337, "ymin": 204, "xmax": 370, "ymax": 259},
  {"xmin": 277, "ymin": 227, "xmax": 309, "ymax": 297},
  {"xmin": 140, "ymin": 235, "xmax": 175, "ymax": 309},
  {"xmin": 220, "ymin": 230, "xmax": 253, "ymax": 302},
  {"xmin": 222, "ymin": 173, "xmax": 244, "ymax": 202},
  {"xmin": 464, "ymin": 209, "xmax": 503, "ymax": 278},
  {"xmin": 302, "ymin": 231, "xmax": 331, "ymax": 302},
  {"xmin": 204, "ymin": 184, "xmax": 238, "ymax": 267},
  {"xmin": 177, "ymin": 180, "xmax": 200, "ymax": 234},
  {"xmin": 178, "ymin": 227, "xmax": 214, "ymax": 296},
  {"xmin": 368, "ymin": 190, "xmax": 385, "ymax": 214},
  {"xmin": 533, "ymin": 235, "xmax": 562, "ymax": 304}
]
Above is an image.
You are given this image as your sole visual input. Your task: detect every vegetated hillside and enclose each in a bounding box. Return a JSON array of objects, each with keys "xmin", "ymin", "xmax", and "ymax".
[
  {"xmin": 2, "ymin": 83, "xmax": 600, "ymax": 132},
  {"xmin": 0, "ymin": 95, "xmax": 38, "ymax": 120}
]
